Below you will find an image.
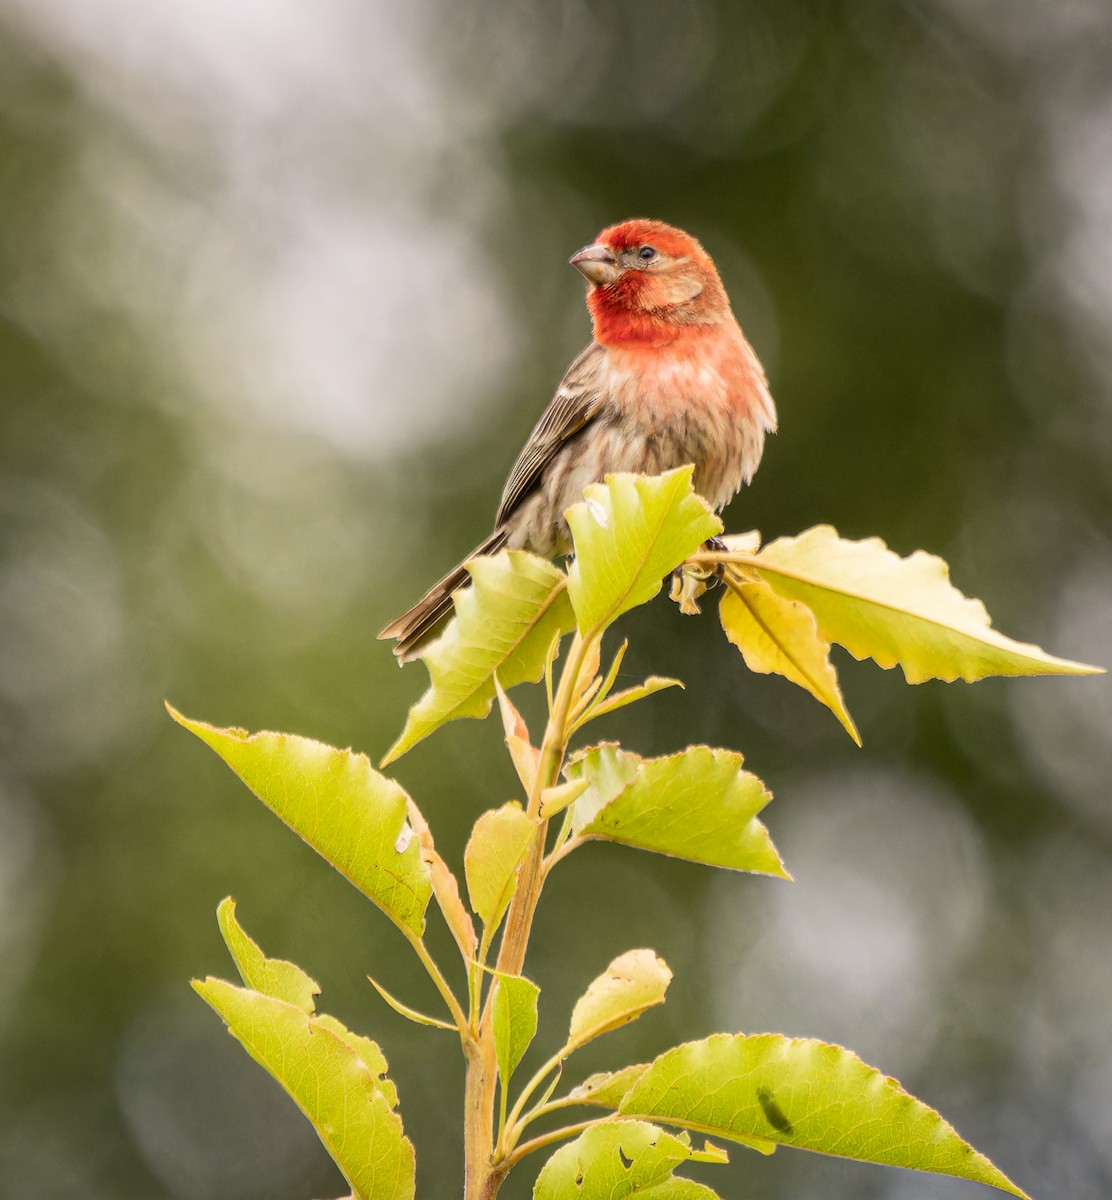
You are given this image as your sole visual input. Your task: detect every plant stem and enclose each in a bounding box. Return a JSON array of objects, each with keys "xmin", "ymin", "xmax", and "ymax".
[
  {"xmin": 685, "ymin": 549, "xmax": 758, "ymax": 567},
  {"xmin": 463, "ymin": 1030, "xmax": 500, "ymax": 1200},
  {"xmin": 501, "ymin": 1117, "xmax": 613, "ymax": 1171},
  {"xmin": 496, "ymin": 631, "xmax": 593, "ymax": 976},
  {"xmin": 542, "ymin": 832, "xmax": 582, "ymax": 875},
  {"xmin": 402, "ymin": 929, "xmax": 469, "ymax": 1036},
  {"xmin": 502, "ymin": 1046, "xmax": 566, "ymax": 1140},
  {"xmin": 462, "ymin": 630, "xmax": 597, "ymax": 1198}
]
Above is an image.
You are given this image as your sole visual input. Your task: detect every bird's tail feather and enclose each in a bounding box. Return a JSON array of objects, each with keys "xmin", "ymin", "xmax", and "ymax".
[{"xmin": 378, "ymin": 528, "xmax": 508, "ymax": 663}]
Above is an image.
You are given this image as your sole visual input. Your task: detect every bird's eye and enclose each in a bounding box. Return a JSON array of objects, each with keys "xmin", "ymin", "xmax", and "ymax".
[{"xmin": 637, "ymin": 245, "xmax": 657, "ymax": 261}]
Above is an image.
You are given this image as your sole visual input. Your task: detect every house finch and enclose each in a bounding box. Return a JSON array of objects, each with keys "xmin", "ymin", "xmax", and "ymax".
[{"xmin": 379, "ymin": 218, "xmax": 777, "ymax": 661}]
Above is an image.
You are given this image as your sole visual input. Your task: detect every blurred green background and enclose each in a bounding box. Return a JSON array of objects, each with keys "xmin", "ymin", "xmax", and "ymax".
[{"xmin": 1, "ymin": 0, "xmax": 1110, "ymax": 1197}]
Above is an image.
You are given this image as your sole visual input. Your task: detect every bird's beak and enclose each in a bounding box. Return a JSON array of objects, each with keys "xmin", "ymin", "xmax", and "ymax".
[{"xmin": 570, "ymin": 243, "xmax": 620, "ymax": 286}]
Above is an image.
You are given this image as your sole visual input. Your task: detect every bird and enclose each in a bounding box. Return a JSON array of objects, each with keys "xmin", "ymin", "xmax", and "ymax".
[{"xmin": 379, "ymin": 218, "xmax": 777, "ymax": 662}]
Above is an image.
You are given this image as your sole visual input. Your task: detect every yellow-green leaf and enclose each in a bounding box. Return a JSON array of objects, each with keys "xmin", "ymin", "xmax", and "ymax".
[
  {"xmin": 538, "ymin": 776, "xmax": 590, "ymax": 820},
  {"xmin": 383, "ymin": 551, "xmax": 575, "ymax": 764},
  {"xmin": 533, "ymin": 1120, "xmax": 723, "ymax": 1200},
  {"xmin": 751, "ymin": 526, "xmax": 1102, "ymax": 683},
  {"xmin": 566, "ymin": 949, "xmax": 672, "ymax": 1053},
  {"xmin": 464, "ymin": 803, "xmax": 535, "ymax": 933},
  {"xmin": 194, "ymin": 979, "xmax": 415, "ymax": 1200},
  {"xmin": 720, "ymin": 575, "xmax": 860, "ymax": 745},
  {"xmin": 216, "ymin": 897, "xmax": 319, "ymax": 1013},
  {"xmin": 620, "ymin": 1033, "xmax": 1029, "ymax": 1197},
  {"xmin": 720, "ymin": 530, "xmax": 762, "ymax": 556},
  {"xmin": 367, "ymin": 975, "xmax": 455, "ymax": 1031},
  {"xmin": 568, "ymin": 1064, "xmax": 651, "ymax": 1108},
  {"xmin": 492, "ymin": 972, "xmax": 540, "ymax": 1087},
  {"xmin": 566, "ymin": 469, "xmax": 721, "ymax": 636},
  {"xmin": 566, "ymin": 745, "xmax": 787, "ymax": 878},
  {"xmin": 169, "ymin": 708, "xmax": 431, "ymax": 935},
  {"xmin": 576, "ymin": 675, "xmax": 684, "ymax": 731}
]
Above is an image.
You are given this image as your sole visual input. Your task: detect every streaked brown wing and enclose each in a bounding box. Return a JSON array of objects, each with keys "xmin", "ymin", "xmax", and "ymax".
[{"xmin": 494, "ymin": 342, "xmax": 607, "ymax": 527}]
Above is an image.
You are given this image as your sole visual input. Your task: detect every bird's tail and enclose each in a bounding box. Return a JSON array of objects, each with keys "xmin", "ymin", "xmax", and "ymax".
[{"xmin": 378, "ymin": 528, "xmax": 508, "ymax": 663}]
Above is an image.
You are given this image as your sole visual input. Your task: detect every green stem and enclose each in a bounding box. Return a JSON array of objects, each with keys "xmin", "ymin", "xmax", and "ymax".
[
  {"xmin": 467, "ymin": 960, "xmax": 483, "ymax": 1039},
  {"xmin": 402, "ymin": 928, "xmax": 469, "ymax": 1038},
  {"xmin": 495, "ymin": 630, "xmax": 595, "ymax": 979},
  {"xmin": 546, "ymin": 808, "xmax": 577, "ymax": 864},
  {"xmin": 463, "ymin": 628, "xmax": 600, "ymax": 1198},
  {"xmin": 543, "ymin": 832, "xmax": 583, "ymax": 876},
  {"xmin": 498, "ymin": 1067, "xmax": 509, "ymax": 1145},
  {"xmin": 501, "ymin": 1116, "xmax": 615, "ymax": 1171},
  {"xmin": 502, "ymin": 1046, "xmax": 567, "ymax": 1145},
  {"xmin": 511, "ymin": 1089, "xmax": 585, "ymax": 1127}
]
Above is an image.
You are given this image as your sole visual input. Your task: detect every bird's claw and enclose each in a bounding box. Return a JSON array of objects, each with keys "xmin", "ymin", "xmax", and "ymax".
[
  {"xmin": 670, "ymin": 566, "xmax": 710, "ymax": 614},
  {"xmin": 705, "ymin": 535, "xmax": 727, "ymax": 581}
]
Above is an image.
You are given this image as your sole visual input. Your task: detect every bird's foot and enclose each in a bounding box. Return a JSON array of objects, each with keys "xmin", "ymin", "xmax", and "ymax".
[
  {"xmin": 668, "ymin": 537, "xmax": 731, "ymax": 613},
  {"xmin": 670, "ymin": 566, "xmax": 710, "ymax": 614},
  {"xmin": 703, "ymin": 535, "xmax": 727, "ymax": 585}
]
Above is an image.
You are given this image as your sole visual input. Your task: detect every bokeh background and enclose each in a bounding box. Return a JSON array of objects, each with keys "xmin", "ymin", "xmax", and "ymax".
[{"xmin": 1, "ymin": 0, "xmax": 1110, "ymax": 1197}]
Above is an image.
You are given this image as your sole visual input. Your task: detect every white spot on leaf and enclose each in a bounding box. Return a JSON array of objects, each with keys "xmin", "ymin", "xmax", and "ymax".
[{"xmin": 586, "ymin": 497, "xmax": 609, "ymax": 528}]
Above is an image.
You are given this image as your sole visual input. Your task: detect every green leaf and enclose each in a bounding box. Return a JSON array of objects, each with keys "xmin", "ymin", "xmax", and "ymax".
[
  {"xmin": 383, "ymin": 551, "xmax": 575, "ymax": 764},
  {"xmin": 566, "ymin": 950, "xmax": 672, "ymax": 1053},
  {"xmin": 194, "ymin": 979, "xmax": 415, "ymax": 1200},
  {"xmin": 533, "ymin": 1120, "xmax": 723, "ymax": 1200},
  {"xmin": 538, "ymin": 777, "xmax": 590, "ymax": 820},
  {"xmin": 568, "ymin": 740, "xmax": 640, "ymax": 813},
  {"xmin": 168, "ymin": 707, "xmax": 431, "ymax": 935},
  {"xmin": 590, "ymin": 637, "xmax": 631, "ymax": 711},
  {"xmin": 312, "ymin": 1014, "xmax": 401, "ymax": 1108},
  {"xmin": 492, "ymin": 972, "xmax": 541, "ymax": 1088},
  {"xmin": 367, "ymin": 975, "xmax": 456, "ymax": 1030},
  {"xmin": 464, "ymin": 803, "xmax": 536, "ymax": 933},
  {"xmin": 216, "ymin": 897, "xmax": 319, "ymax": 1013},
  {"xmin": 720, "ymin": 575, "xmax": 860, "ymax": 745},
  {"xmin": 620, "ymin": 1033, "xmax": 1030, "ymax": 1197},
  {"xmin": 576, "ymin": 676, "xmax": 685, "ymax": 730},
  {"xmin": 566, "ymin": 745, "xmax": 787, "ymax": 878},
  {"xmin": 566, "ymin": 469, "xmax": 721, "ymax": 635},
  {"xmin": 750, "ymin": 526, "xmax": 1103, "ymax": 683},
  {"xmin": 568, "ymin": 1064, "xmax": 651, "ymax": 1108}
]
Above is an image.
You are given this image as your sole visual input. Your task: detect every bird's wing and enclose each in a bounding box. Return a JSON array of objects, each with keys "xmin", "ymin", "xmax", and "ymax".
[{"xmin": 495, "ymin": 342, "xmax": 607, "ymax": 526}]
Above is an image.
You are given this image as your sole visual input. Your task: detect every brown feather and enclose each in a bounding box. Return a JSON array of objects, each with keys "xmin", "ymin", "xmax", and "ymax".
[
  {"xmin": 378, "ymin": 528, "xmax": 507, "ymax": 662},
  {"xmin": 494, "ymin": 342, "xmax": 606, "ymax": 526}
]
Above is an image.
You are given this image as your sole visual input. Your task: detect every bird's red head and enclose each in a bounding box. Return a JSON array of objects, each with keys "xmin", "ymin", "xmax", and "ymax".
[{"xmin": 570, "ymin": 219, "xmax": 729, "ymax": 347}]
